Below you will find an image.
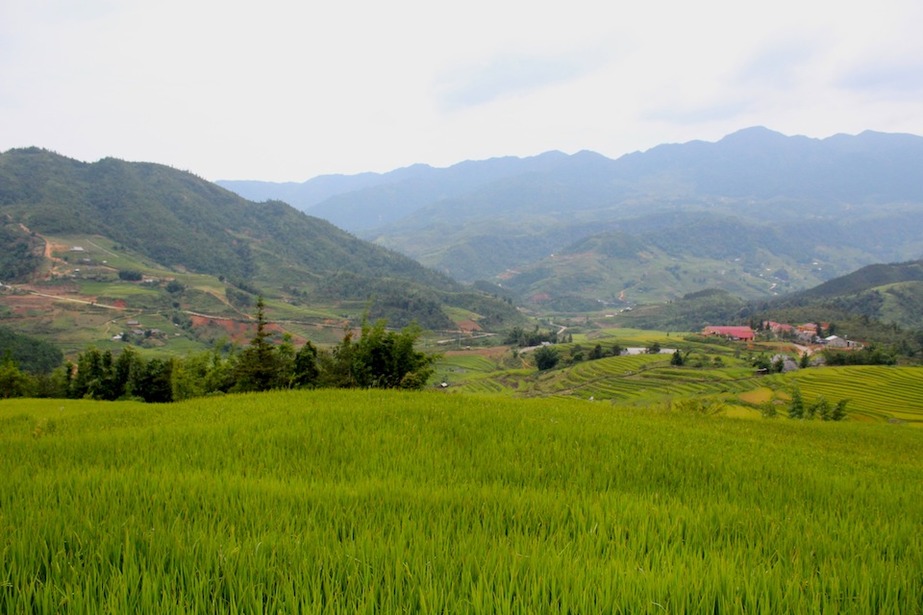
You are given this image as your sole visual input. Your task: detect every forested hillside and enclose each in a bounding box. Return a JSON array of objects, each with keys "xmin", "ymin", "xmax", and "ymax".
[
  {"xmin": 0, "ymin": 148, "xmax": 454, "ymax": 289},
  {"xmin": 0, "ymin": 148, "xmax": 522, "ymax": 352}
]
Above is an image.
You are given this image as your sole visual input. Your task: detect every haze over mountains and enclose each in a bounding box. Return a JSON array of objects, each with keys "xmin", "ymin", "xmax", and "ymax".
[{"xmin": 220, "ymin": 127, "xmax": 923, "ymax": 308}]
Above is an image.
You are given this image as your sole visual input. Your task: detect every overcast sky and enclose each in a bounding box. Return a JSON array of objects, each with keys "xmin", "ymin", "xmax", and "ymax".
[{"xmin": 2, "ymin": 0, "xmax": 922, "ymax": 182}]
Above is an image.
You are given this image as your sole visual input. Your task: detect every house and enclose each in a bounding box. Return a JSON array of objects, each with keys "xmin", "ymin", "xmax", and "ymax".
[
  {"xmin": 824, "ymin": 335, "xmax": 859, "ymax": 349},
  {"xmin": 764, "ymin": 321, "xmax": 794, "ymax": 334},
  {"xmin": 702, "ymin": 326, "xmax": 755, "ymax": 341}
]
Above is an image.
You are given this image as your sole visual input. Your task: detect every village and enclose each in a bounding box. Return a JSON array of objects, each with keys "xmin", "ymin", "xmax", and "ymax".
[{"xmin": 703, "ymin": 321, "xmax": 861, "ymax": 349}]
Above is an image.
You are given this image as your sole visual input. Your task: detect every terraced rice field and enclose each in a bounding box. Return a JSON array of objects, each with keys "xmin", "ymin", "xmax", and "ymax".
[
  {"xmin": 784, "ymin": 366, "xmax": 923, "ymax": 424},
  {"xmin": 440, "ymin": 345, "xmax": 923, "ymax": 425}
]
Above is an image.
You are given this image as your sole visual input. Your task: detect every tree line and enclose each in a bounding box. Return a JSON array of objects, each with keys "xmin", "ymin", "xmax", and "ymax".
[
  {"xmin": 757, "ymin": 386, "xmax": 848, "ymax": 421},
  {"xmin": 0, "ymin": 298, "xmax": 436, "ymax": 402}
]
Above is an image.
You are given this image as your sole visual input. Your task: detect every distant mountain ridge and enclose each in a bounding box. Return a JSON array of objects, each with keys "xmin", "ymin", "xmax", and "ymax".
[
  {"xmin": 218, "ymin": 128, "xmax": 923, "ymax": 308},
  {"xmin": 220, "ymin": 127, "xmax": 923, "ymax": 228},
  {"xmin": 221, "ymin": 151, "xmax": 574, "ymax": 232}
]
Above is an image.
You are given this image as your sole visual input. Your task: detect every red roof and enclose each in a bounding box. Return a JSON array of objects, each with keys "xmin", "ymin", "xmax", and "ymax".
[
  {"xmin": 766, "ymin": 321, "xmax": 793, "ymax": 332},
  {"xmin": 703, "ymin": 326, "xmax": 755, "ymax": 340}
]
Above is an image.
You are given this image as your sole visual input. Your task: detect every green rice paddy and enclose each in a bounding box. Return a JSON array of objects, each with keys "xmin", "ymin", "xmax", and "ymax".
[{"xmin": 2, "ymin": 390, "xmax": 921, "ymax": 612}]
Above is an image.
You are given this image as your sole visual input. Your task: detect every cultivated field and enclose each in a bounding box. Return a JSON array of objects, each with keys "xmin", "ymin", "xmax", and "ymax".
[
  {"xmin": 437, "ymin": 335, "xmax": 923, "ymax": 425},
  {"xmin": 2, "ymin": 391, "xmax": 921, "ymax": 612}
]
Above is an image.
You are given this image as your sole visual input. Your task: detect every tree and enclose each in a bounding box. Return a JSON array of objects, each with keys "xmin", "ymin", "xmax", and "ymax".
[
  {"xmin": 292, "ymin": 340, "xmax": 320, "ymax": 388},
  {"xmin": 234, "ymin": 296, "xmax": 284, "ymax": 392},
  {"xmin": 810, "ymin": 396, "xmax": 831, "ymax": 420},
  {"xmin": 172, "ymin": 344, "xmax": 237, "ymax": 400},
  {"xmin": 788, "ymin": 386, "xmax": 805, "ymax": 419},
  {"xmin": 319, "ymin": 319, "xmax": 435, "ymax": 389},
  {"xmin": 171, "ymin": 352, "xmax": 210, "ymax": 401},
  {"xmin": 670, "ymin": 349, "xmax": 684, "ymax": 366},
  {"xmin": 118, "ymin": 269, "xmax": 143, "ymax": 281},
  {"xmin": 830, "ymin": 399, "xmax": 849, "ymax": 421},
  {"xmin": 112, "ymin": 347, "xmax": 142, "ymax": 399},
  {"xmin": 135, "ymin": 358, "xmax": 173, "ymax": 403},
  {"xmin": 71, "ymin": 348, "xmax": 105, "ymax": 399},
  {"xmin": 351, "ymin": 320, "xmax": 435, "ymax": 389},
  {"xmin": 534, "ymin": 345, "xmax": 559, "ymax": 371},
  {"xmin": 647, "ymin": 341, "xmax": 661, "ymax": 354},
  {"xmin": 319, "ymin": 328, "xmax": 358, "ymax": 388},
  {"xmin": 771, "ymin": 356, "xmax": 785, "ymax": 373},
  {"xmin": 0, "ymin": 358, "xmax": 33, "ymax": 398},
  {"xmin": 799, "ymin": 352, "xmax": 810, "ymax": 369}
]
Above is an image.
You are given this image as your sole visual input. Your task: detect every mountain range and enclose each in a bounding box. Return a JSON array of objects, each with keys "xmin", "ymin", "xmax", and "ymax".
[
  {"xmin": 3, "ymin": 127, "xmax": 923, "ymax": 358},
  {"xmin": 220, "ymin": 127, "xmax": 923, "ymax": 308},
  {"xmin": 0, "ymin": 147, "xmax": 521, "ymax": 353}
]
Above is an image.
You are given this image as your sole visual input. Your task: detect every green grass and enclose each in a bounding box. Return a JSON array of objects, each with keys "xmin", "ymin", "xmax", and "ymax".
[{"xmin": 2, "ymin": 391, "xmax": 921, "ymax": 612}]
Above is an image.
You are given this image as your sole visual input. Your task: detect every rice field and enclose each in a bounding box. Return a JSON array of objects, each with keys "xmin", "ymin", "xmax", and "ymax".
[
  {"xmin": 2, "ymin": 391, "xmax": 921, "ymax": 612},
  {"xmin": 438, "ymin": 342, "xmax": 923, "ymax": 425},
  {"xmin": 779, "ymin": 366, "xmax": 923, "ymax": 424}
]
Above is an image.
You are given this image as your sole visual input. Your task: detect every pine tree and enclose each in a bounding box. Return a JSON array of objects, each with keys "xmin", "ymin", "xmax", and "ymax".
[{"xmin": 234, "ymin": 296, "xmax": 283, "ymax": 392}]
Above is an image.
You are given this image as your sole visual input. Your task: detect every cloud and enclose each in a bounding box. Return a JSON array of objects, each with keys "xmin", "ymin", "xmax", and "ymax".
[
  {"xmin": 735, "ymin": 39, "xmax": 821, "ymax": 89},
  {"xmin": 838, "ymin": 60, "xmax": 923, "ymax": 97},
  {"xmin": 644, "ymin": 100, "xmax": 752, "ymax": 126},
  {"xmin": 434, "ymin": 49, "xmax": 607, "ymax": 111}
]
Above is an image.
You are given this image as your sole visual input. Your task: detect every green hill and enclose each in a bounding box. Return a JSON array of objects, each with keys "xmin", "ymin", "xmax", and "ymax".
[
  {"xmin": 494, "ymin": 213, "xmax": 828, "ymax": 309},
  {"xmin": 0, "ymin": 147, "xmax": 454, "ymax": 287},
  {"xmin": 0, "ymin": 148, "xmax": 522, "ymax": 352},
  {"xmin": 763, "ymin": 260, "xmax": 923, "ymax": 331}
]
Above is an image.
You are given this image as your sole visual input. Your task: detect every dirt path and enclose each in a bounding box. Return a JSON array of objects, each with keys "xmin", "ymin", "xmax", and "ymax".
[{"xmin": 25, "ymin": 290, "xmax": 125, "ymax": 310}]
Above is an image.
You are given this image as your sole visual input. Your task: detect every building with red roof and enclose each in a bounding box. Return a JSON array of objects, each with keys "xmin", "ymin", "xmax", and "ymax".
[{"xmin": 702, "ymin": 326, "xmax": 755, "ymax": 341}]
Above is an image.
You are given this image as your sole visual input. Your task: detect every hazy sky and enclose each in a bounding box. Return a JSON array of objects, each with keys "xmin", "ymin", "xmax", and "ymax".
[{"xmin": 2, "ymin": 0, "xmax": 922, "ymax": 181}]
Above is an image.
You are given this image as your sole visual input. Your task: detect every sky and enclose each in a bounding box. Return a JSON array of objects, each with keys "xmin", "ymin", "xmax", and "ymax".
[{"xmin": 2, "ymin": 0, "xmax": 922, "ymax": 182}]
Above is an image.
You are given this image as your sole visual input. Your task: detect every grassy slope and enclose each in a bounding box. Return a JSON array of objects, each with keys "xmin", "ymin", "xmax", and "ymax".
[
  {"xmin": 2, "ymin": 391, "xmax": 920, "ymax": 612},
  {"xmin": 4, "ymin": 232, "xmax": 518, "ymax": 357}
]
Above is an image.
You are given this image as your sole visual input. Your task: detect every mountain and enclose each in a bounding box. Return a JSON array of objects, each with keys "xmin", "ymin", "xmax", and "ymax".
[
  {"xmin": 220, "ymin": 128, "xmax": 923, "ymax": 310},
  {"xmin": 0, "ymin": 148, "xmax": 522, "ymax": 352},
  {"xmin": 764, "ymin": 260, "xmax": 923, "ymax": 332},
  {"xmin": 220, "ymin": 151, "xmax": 573, "ymax": 232},
  {"xmin": 0, "ymin": 147, "xmax": 449, "ymax": 288},
  {"xmin": 616, "ymin": 260, "xmax": 923, "ymax": 340}
]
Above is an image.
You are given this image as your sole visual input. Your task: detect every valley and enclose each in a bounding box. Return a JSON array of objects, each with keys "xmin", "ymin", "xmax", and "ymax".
[{"xmin": 2, "ymin": 131, "xmax": 923, "ymax": 613}]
